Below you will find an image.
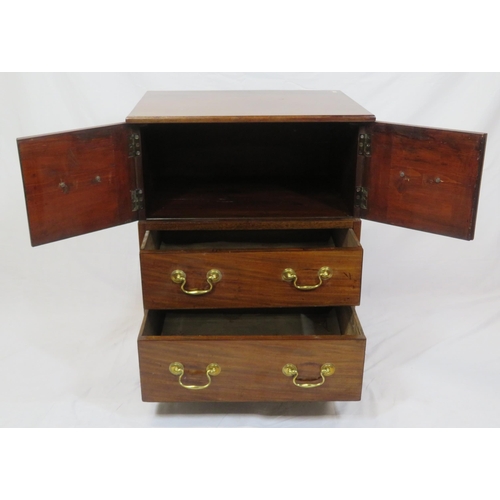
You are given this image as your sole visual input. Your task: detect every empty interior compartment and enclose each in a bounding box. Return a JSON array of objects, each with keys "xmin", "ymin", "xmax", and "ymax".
[
  {"xmin": 141, "ymin": 228, "xmax": 360, "ymax": 251},
  {"xmin": 140, "ymin": 122, "xmax": 360, "ymax": 220},
  {"xmin": 141, "ymin": 307, "xmax": 362, "ymax": 338}
]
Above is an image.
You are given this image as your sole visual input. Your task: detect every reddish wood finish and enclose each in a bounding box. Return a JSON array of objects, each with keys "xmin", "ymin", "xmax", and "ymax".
[
  {"xmin": 138, "ymin": 307, "xmax": 366, "ymax": 402},
  {"xmin": 126, "ymin": 90, "xmax": 375, "ymax": 123},
  {"xmin": 18, "ymin": 124, "xmax": 138, "ymax": 246},
  {"xmin": 361, "ymin": 122, "xmax": 486, "ymax": 239},
  {"xmin": 140, "ymin": 229, "xmax": 362, "ymax": 309}
]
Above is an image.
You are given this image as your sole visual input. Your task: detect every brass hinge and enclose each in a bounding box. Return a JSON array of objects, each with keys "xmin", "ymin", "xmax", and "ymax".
[
  {"xmin": 354, "ymin": 187, "xmax": 368, "ymax": 210},
  {"xmin": 358, "ymin": 133, "xmax": 371, "ymax": 157},
  {"xmin": 131, "ymin": 188, "xmax": 144, "ymax": 212},
  {"xmin": 129, "ymin": 133, "xmax": 141, "ymax": 158}
]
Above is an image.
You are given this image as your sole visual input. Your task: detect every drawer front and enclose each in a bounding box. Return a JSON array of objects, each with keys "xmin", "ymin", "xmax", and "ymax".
[
  {"xmin": 140, "ymin": 243, "xmax": 362, "ymax": 310},
  {"xmin": 137, "ymin": 308, "xmax": 366, "ymax": 402}
]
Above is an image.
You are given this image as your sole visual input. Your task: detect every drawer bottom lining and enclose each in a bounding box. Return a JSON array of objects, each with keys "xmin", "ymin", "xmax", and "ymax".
[{"xmin": 142, "ymin": 307, "xmax": 362, "ymax": 338}]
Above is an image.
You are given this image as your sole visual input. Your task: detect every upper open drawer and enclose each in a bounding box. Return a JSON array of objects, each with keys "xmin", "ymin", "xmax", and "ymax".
[{"xmin": 140, "ymin": 228, "xmax": 362, "ymax": 310}]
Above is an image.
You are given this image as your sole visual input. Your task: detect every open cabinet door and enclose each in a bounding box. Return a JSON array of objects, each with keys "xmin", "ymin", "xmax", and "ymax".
[
  {"xmin": 360, "ymin": 122, "xmax": 486, "ymax": 239},
  {"xmin": 18, "ymin": 124, "xmax": 140, "ymax": 246}
]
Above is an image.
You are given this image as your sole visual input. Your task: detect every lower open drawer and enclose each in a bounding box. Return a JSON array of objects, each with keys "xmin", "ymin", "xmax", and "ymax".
[{"xmin": 137, "ymin": 306, "xmax": 366, "ymax": 402}]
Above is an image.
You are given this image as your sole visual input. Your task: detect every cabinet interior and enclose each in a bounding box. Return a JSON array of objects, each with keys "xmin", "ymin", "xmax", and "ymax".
[
  {"xmin": 141, "ymin": 307, "xmax": 363, "ymax": 338},
  {"xmin": 140, "ymin": 122, "xmax": 360, "ymax": 220}
]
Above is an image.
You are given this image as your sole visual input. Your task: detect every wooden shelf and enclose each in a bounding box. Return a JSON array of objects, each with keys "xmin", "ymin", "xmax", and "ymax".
[{"xmin": 146, "ymin": 181, "xmax": 352, "ymax": 220}]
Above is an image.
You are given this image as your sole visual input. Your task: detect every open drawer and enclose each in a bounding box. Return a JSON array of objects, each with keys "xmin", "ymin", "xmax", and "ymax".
[
  {"xmin": 138, "ymin": 306, "xmax": 366, "ymax": 402},
  {"xmin": 140, "ymin": 228, "xmax": 363, "ymax": 309}
]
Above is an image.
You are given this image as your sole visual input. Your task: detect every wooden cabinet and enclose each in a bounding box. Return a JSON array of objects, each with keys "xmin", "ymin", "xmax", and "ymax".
[{"xmin": 17, "ymin": 90, "xmax": 487, "ymax": 403}]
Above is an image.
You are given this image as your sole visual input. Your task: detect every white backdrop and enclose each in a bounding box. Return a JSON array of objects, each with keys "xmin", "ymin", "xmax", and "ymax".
[{"xmin": 1, "ymin": 72, "xmax": 499, "ymax": 428}]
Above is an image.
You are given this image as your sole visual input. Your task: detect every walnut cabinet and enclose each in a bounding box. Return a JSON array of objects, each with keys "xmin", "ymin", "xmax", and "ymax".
[{"xmin": 18, "ymin": 91, "xmax": 487, "ymax": 402}]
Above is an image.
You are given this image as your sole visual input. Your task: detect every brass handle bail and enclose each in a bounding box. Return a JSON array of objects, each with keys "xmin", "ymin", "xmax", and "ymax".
[
  {"xmin": 282, "ymin": 266, "xmax": 332, "ymax": 290},
  {"xmin": 282, "ymin": 363, "xmax": 335, "ymax": 388},
  {"xmin": 169, "ymin": 362, "xmax": 221, "ymax": 390},
  {"xmin": 171, "ymin": 269, "xmax": 222, "ymax": 295}
]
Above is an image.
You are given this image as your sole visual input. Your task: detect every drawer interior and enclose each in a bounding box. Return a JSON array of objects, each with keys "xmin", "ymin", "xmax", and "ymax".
[
  {"xmin": 140, "ymin": 306, "xmax": 364, "ymax": 339},
  {"xmin": 141, "ymin": 228, "xmax": 360, "ymax": 252}
]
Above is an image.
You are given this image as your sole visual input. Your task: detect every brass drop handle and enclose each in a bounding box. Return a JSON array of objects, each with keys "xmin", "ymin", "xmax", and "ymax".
[
  {"xmin": 282, "ymin": 266, "xmax": 332, "ymax": 290},
  {"xmin": 282, "ymin": 363, "xmax": 335, "ymax": 388},
  {"xmin": 171, "ymin": 269, "xmax": 222, "ymax": 295},
  {"xmin": 169, "ymin": 362, "xmax": 221, "ymax": 390}
]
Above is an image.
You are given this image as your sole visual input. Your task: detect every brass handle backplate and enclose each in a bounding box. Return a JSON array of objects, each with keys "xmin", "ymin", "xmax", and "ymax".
[
  {"xmin": 282, "ymin": 266, "xmax": 332, "ymax": 290},
  {"xmin": 171, "ymin": 269, "xmax": 222, "ymax": 295},
  {"xmin": 169, "ymin": 362, "xmax": 221, "ymax": 390},
  {"xmin": 282, "ymin": 363, "xmax": 335, "ymax": 388}
]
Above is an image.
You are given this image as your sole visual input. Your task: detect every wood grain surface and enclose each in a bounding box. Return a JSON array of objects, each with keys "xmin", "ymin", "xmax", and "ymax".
[
  {"xmin": 126, "ymin": 90, "xmax": 375, "ymax": 123},
  {"xmin": 361, "ymin": 122, "xmax": 486, "ymax": 239},
  {"xmin": 18, "ymin": 124, "xmax": 138, "ymax": 245}
]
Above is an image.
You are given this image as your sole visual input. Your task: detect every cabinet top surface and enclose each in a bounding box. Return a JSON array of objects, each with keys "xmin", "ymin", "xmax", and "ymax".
[{"xmin": 126, "ymin": 90, "xmax": 375, "ymax": 123}]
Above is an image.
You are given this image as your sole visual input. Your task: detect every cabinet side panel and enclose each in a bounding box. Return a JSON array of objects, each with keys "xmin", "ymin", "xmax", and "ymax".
[{"xmin": 18, "ymin": 124, "xmax": 138, "ymax": 245}]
